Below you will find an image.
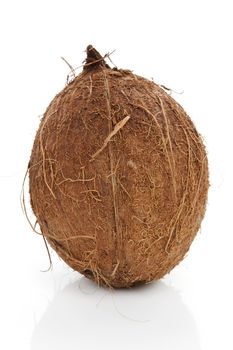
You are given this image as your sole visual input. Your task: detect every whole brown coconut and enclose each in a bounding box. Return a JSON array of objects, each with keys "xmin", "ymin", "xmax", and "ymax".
[{"xmin": 29, "ymin": 46, "xmax": 209, "ymax": 288}]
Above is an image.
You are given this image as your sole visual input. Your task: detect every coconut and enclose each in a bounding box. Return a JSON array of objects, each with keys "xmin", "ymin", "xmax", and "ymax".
[{"xmin": 29, "ymin": 45, "xmax": 209, "ymax": 288}]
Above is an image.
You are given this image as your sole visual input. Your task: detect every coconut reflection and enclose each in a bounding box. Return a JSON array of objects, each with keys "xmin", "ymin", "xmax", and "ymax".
[{"xmin": 31, "ymin": 278, "xmax": 201, "ymax": 350}]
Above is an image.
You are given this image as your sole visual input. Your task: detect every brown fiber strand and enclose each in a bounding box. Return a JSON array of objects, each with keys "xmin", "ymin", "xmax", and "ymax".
[
  {"xmin": 158, "ymin": 96, "xmax": 177, "ymax": 201},
  {"xmin": 103, "ymin": 69, "xmax": 122, "ymax": 275},
  {"xmin": 41, "ymin": 235, "xmax": 53, "ymax": 272},
  {"xmin": 132, "ymin": 102, "xmax": 177, "ymax": 200},
  {"xmin": 91, "ymin": 115, "xmax": 130, "ymax": 160},
  {"xmin": 21, "ymin": 166, "xmax": 53, "ymax": 269},
  {"xmin": 21, "ymin": 167, "xmax": 41, "ymax": 234},
  {"xmin": 61, "ymin": 56, "xmax": 76, "ymax": 81},
  {"xmin": 39, "ymin": 111, "xmax": 57, "ymax": 199}
]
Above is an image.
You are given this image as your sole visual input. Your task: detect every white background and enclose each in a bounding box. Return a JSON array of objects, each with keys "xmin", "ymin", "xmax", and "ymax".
[{"xmin": 0, "ymin": 1, "xmax": 232, "ymax": 349}]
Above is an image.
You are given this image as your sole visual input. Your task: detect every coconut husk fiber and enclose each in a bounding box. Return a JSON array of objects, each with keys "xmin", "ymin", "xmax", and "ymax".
[{"xmin": 29, "ymin": 45, "xmax": 209, "ymax": 288}]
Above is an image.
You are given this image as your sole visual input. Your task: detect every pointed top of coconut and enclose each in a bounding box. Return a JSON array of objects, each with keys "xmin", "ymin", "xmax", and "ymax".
[{"xmin": 83, "ymin": 45, "xmax": 111, "ymax": 71}]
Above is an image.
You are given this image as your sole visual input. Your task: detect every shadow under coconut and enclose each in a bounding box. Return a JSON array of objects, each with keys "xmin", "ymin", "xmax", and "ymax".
[{"xmin": 31, "ymin": 277, "xmax": 201, "ymax": 350}]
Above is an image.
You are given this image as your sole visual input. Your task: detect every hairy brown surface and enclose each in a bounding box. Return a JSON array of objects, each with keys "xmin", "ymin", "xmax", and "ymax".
[{"xmin": 29, "ymin": 46, "xmax": 209, "ymax": 288}]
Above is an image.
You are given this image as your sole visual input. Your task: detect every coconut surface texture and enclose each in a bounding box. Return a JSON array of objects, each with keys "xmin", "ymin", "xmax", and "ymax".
[{"xmin": 29, "ymin": 46, "xmax": 209, "ymax": 288}]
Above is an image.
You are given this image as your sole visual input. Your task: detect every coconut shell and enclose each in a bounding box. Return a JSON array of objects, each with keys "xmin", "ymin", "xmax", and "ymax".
[{"xmin": 29, "ymin": 46, "xmax": 209, "ymax": 288}]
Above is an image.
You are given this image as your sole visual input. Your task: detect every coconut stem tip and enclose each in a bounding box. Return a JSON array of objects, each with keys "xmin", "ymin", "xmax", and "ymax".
[{"xmin": 84, "ymin": 45, "xmax": 110, "ymax": 70}]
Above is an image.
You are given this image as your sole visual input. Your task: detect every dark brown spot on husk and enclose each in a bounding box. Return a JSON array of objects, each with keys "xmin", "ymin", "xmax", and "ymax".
[{"xmin": 28, "ymin": 46, "xmax": 209, "ymax": 288}]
